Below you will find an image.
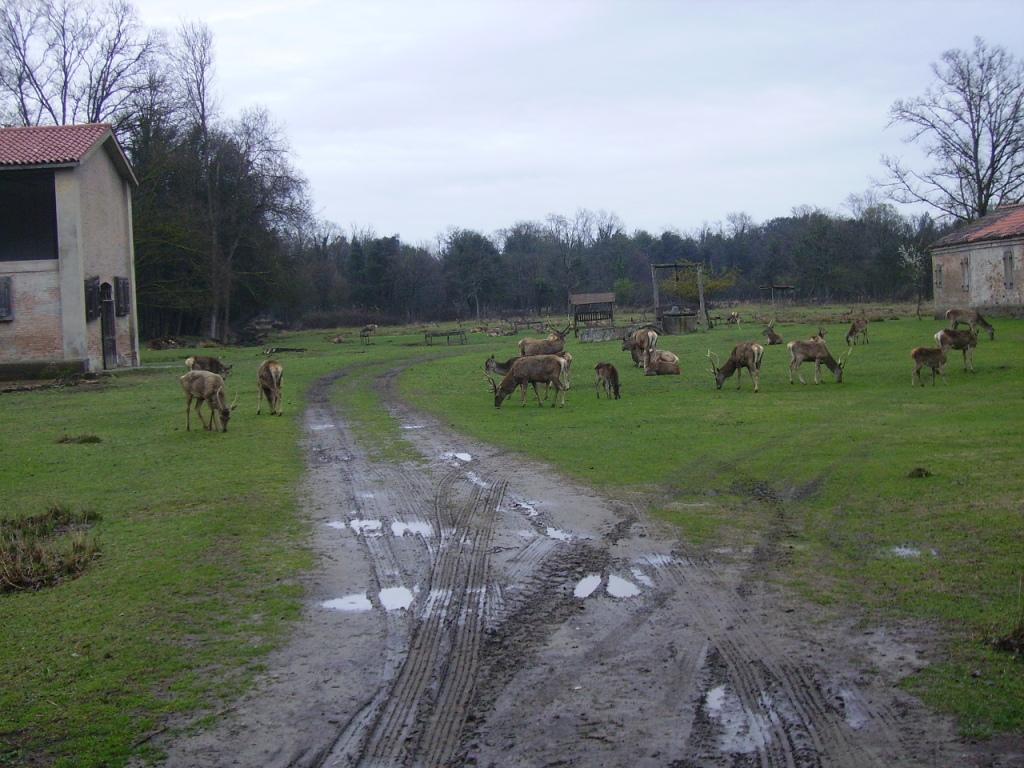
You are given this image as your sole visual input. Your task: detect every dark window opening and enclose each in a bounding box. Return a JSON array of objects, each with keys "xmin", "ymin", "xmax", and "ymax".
[
  {"xmin": 0, "ymin": 276, "xmax": 12, "ymax": 321},
  {"xmin": 114, "ymin": 276, "xmax": 131, "ymax": 316},
  {"xmin": 0, "ymin": 170, "xmax": 58, "ymax": 261},
  {"xmin": 85, "ymin": 277, "xmax": 100, "ymax": 321},
  {"xmin": 1004, "ymin": 250, "xmax": 1015, "ymax": 290}
]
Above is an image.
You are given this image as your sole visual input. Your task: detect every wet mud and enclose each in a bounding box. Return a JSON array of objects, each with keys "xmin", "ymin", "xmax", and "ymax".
[{"xmin": 151, "ymin": 364, "xmax": 1023, "ymax": 768}]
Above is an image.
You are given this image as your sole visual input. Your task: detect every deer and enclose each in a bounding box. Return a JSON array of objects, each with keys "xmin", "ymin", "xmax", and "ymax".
[
  {"xmin": 487, "ymin": 352, "xmax": 568, "ymax": 398},
  {"xmin": 622, "ymin": 327, "xmax": 658, "ymax": 367},
  {"xmin": 911, "ymin": 346, "xmax": 948, "ymax": 386},
  {"xmin": 642, "ymin": 348, "xmax": 680, "ymax": 376},
  {"xmin": 518, "ymin": 325, "xmax": 570, "ymax": 357},
  {"xmin": 934, "ymin": 328, "xmax": 978, "ymax": 372},
  {"xmin": 726, "ymin": 311, "xmax": 741, "ymax": 325},
  {"xmin": 707, "ymin": 342, "xmax": 764, "ymax": 393},
  {"xmin": 489, "ymin": 354, "xmax": 567, "ymax": 408},
  {"xmin": 180, "ymin": 371, "xmax": 237, "ymax": 432},
  {"xmin": 945, "ymin": 308, "xmax": 995, "ymax": 340},
  {"xmin": 845, "ymin": 317, "xmax": 869, "ymax": 346},
  {"xmin": 762, "ymin": 320, "xmax": 783, "ymax": 345},
  {"xmin": 594, "ymin": 362, "xmax": 620, "ymax": 399},
  {"xmin": 787, "ymin": 338, "xmax": 850, "ymax": 384},
  {"xmin": 185, "ymin": 355, "xmax": 232, "ymax": 377},
  {"xmin": 256, "ymin": 359, "xmax": 284, "ymax": 415}
]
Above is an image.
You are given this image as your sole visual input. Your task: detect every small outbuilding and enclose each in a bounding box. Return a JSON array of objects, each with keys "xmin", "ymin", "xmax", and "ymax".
[
  {"xmin": 0, "ymin": 124, "xmax": 140, "ymax": 376},
  {"xmin": 930, "ymin": 203, "xmax": 1023, "ymax": 319}
]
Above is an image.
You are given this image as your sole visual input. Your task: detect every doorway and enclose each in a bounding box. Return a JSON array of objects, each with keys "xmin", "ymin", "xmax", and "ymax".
[{"xmin": 100, "ymin": 282, "xmax": 117, "ymax": 369}]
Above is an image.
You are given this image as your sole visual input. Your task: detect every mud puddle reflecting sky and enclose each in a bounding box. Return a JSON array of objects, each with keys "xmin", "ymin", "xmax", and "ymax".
[
  {"xmin": 606, "ymin": 574, "xmax": 640, "ymax": 598},
  {"xmin": 574, "ymin": 574, "xmax": 602, "ymax": 598},
  {"xmin": 704, "ymin": 684, "xmax": 773, "ymax": 754}
]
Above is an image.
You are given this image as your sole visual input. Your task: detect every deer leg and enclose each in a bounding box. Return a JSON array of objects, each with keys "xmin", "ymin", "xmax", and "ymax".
[
  {"xmin": 257, "ymin": 384, "xmax": 264, "ymax": 415},
  {"xmin": 519, "ymin": 382, "xmax": 528, "ymax": 406},
  {"xmin": 195, "ymin": 398, "xmax": 211, "ymax": 430},
  {"xmin": 814, "ymin": 362, "xmax": 821, "ymax": 384},
  {"xmin": 752, "ymin": 369, "xmax": 760, "ymax": 393},
  {"xmin": 185, "ymin": 394, "xmax": 193, "ymax": 431},
  {"xmin": 595, "ymin": 376, "xmax": 601, "ymax": 399},
  {"xmin": 533, "ymin": 382, "xmax": 544, "ymax": 407}
]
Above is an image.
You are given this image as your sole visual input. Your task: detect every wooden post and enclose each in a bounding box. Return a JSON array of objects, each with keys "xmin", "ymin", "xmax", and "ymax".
[
  {"xmin": 696, "ymin": 264, "xmax": 707, "ymax": 331},
  {"xmin": 650, "ymin": 264, "xmax": 660, "ymax": 320}
]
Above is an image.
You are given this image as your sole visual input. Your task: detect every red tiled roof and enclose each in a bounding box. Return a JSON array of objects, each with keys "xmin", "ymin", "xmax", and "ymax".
[
  {"xmin": 931, "ymin": 204, "xmax": 1024, "ymax": 248},
  {"xmin": 0, "ymin": 123, "xmax": 112, "ymax": 167}
]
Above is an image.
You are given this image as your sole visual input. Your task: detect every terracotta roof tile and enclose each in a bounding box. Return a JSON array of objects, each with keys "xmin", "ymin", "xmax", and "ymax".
[
  {"xmin": 0, "ymin": 123, "xmax": 112, "ymax": 167},
  {"xmin": 931, "ymin": 204, "xmax": 1024, "ymax": 248}
]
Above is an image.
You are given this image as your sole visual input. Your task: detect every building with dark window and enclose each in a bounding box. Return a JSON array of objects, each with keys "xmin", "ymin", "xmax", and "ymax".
[
  {"xmin": 0, "ymin": 124, "xmax": 139, "ymax": 375},
  {"xmin": 930, "ymin": 204, "xmax": 1024, "ymax": 319}
]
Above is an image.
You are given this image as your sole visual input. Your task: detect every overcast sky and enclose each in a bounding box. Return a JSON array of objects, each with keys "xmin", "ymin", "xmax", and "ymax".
[{"xmin": 132, "ymin": 0, "xmax": 1023, "ymax": 245}]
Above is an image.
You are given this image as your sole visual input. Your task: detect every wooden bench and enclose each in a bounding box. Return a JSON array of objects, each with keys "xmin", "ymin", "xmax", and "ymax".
[{"xmin": 424, "ymin": 329, "xmax": 467, "ymax": 345}]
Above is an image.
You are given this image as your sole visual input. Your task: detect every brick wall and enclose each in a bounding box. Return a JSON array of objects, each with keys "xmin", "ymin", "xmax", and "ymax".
[{"xmin": 0, "ymin": 268, "xmax": 63, "ymax": 362}]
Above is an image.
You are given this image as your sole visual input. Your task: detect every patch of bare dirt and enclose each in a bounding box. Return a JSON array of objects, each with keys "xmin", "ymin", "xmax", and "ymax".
[{"xmin": 147, "ymin": 362, "xmax": 1021, "ymax": 768}]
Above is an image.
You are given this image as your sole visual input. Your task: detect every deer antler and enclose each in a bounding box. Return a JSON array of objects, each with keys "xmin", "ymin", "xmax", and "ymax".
[
  {"xmin": 705, "ymin": 349, "xmax": 720, "ymax": 373},
  {"xmin": 229, "ymin": 392, "xmax": 239, "ymax": 410},
  {"xmin": 484, "ymin": 374, "xmax": 498, "ymax": 393}
]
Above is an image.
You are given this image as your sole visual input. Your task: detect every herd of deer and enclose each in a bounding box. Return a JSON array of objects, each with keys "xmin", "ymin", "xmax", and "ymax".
[
  {"xmin": 483, "ymin": 306, "xmax": 996, "ymax": 408},
  {"xmin": 179, "ymin": 355, "xmax": 284, "ymax": 432}
]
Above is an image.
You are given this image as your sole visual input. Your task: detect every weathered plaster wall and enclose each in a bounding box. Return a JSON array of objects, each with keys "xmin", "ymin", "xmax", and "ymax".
[
  {"xmin": 931, "ymin": 238, "xmax": 1023, "ymax": 318},
  {"xmin": 0, "ymin": 263, "xmax": 63, "ymax": 362}
]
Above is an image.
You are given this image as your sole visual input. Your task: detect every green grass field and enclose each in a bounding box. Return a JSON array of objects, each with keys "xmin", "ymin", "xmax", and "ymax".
[{"xmin": 1, "ymin": 313, "xmax": 1021, "ymax": 766}]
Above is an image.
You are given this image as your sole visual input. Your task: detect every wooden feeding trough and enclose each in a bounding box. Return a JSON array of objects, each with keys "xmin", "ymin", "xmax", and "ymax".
[{"xmin": 569, "ymin": 292, "xmax": 616, "ymax": 337}]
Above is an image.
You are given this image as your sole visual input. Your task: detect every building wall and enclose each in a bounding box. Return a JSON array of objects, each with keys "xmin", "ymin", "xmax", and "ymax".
[
  {"xmin": 932, "ymin": 238, "xmax": 1024, "ymax": 318},
  {"xmin": 77, "ymin": 146, "xmax": 139, "ymax": 368},
  {"xmin": 0, "ymin": 263, "xmax": 63, "ymax": 363}
]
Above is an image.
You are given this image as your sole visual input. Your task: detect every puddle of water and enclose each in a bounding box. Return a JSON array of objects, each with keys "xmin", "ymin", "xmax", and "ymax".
[
  {"xmin": 441, "ymin": 451, "xmax": 473, "ymax": 463},
  {"xmin": 401, "ymin": 424, "xmax": 425, "ymax": 430},
  {"xmin": 309, "ymin": 423, "xmax": 334, "ymax": 431},
  {"xmin": 838, "ymin": 688, "xmax": 870, "ymax": 730},
  {"xmin": 509, "ymin": 499, "xmax": 539, "ymax": 517},
  {"xmin": 325, "ymin": 520, "xmax": 347, "ymax": 530},
  {"xmin": 322, "ymin": 593, "xmax": 373, "ymax": 612},
  {"xmin": 606, "ymin": 574, "xmax": 640, "ymax": 598},
  {"xmin": 704, "ymin": 684, "xmax": 772, "ymax": 754},
  {"xmin": 630, "ymin": 567, "xmax": 654, "ymax": 587},
  {"xmin": 641, "ymin": 553, "xmax": 676, "ymax": 567},
  {"xmin": 466, "ymin": 471, "xmax": 489, "ymax": 488},
  {"xmin": 350, "ymin": 519, "xmax": 383, "ymax": 536},
  {"xmin": 545, "ymin": 527, "xmax": 573, "ymax": 542},
  {"xmin": 891, "ymin": 546, "xmax": 921, "ymax": 558},
  {"xmin": 574, "ymin": 574, "xmax": 602, "ymax": 599},
  {"xmin": 357, "ymin": 491, "xmax": 375, "ymax": 499},
  {"xmin": 379, "ymin": 586, "xmax": 415, "ymax": 611},
  {"xmin": 391, "ymin": 520, "xmax": 433, "ymax": 537}
]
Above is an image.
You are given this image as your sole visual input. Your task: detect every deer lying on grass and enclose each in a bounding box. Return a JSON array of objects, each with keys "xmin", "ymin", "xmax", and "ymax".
[
  {"xmin": 911, "ymin": 346, "xmax": 948, "ymax": 386},
  {"xmin": 518, "ymin": 326, "xmax": 570, "ymax": 357},
  {"xmin": 934, "ymin": 328, "xmax": 977, "ymax": 371},
  {"xmin": 787, "ymin": 338, "xmax": 849, "ymax": 384},
  {"xmin": 642, "ymin": 348, "xmax": 680, "ymax": 376},
  {"xmin": 489, "ymin": 355, "xmax": 566, "ymax": 408},
  {"xmin": 180, "ymin": 371, "xmax": 238, "ymax": 432},
  {"xmin": 845, "ymin": 317, "xmax": 869, "ymax": 346},
  {"xmin": 946, "ymin": 308, "xmax": 995, "ymax": 340},
  {"xmin": 256, "ymin": 359, "xmax": 284, "ymax": 415},
  {"xmin": 622, "ymin": 328, "xmax": 658, "ymax": 367},
  {"xmin": 762, "ymin": 320, "xmax": 783, "ymax": 345},
  {"xmin": 594, "ymin": 362, "xmax": 620, "ymax": 399},
  {"xmin": 185, "ymin": 355, "xmax": 232, "ymax": 377},
  {"xmin": 707, "ymin": 342, "xmax": 764, "ymax": 392}
]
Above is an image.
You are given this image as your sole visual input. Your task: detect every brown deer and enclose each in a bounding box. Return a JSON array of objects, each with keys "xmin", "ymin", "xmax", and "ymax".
[
  {"xmin": 707, "ymin": 342, "xmax": 764, "ymax": 392},
  {"xmin": 594, "ymin": 362, "xmax": 620, "ymax": 399},
  {"xmin": 762, "ymin": 320, "xmax": 783, "ymax": 345},
  {"xmin": 185, "ymin": 355, "xmax": 232, "ymax": 377},
  {"xmin": 911, "ymin": 346, "xmax": 948, "ymax": 386},
  {"xmin": 945, "ymin": 308, "xmax": 995, "ymax": 340},
  {"xmin": 256, "ymin": 359, "xmax": 284, "ymax": 415},
  {"xmin": 787, "ymin": 338, "xmax": 849, "ymax": 384},
  {"xmin": 642, "ymin": 348, "xmax": 680, "ymax": 376},
  {"xmin": 489, "ymin": 355, "xmax": 567, "ymax": 408},
  {"xmin": 622, "ymin": 327, "xmax": 658, "ymax": 367},
  {"xmin": 934, "ymin": 328, "xmax": 977, "ymax": 371},
  {"xmin": 726, "ymin": 311, "xmax": 741, "ymax": 325},
  {"xmin": 180, "ymin": 371, "xmax": 237, "ymax": 432},
  {"xmin": 845, "ymin": 317, "xmax": 869, "ymax": 346},
  {"xmin": 518, "ymin": 325, "xmax": 570, "ymax": 357}
]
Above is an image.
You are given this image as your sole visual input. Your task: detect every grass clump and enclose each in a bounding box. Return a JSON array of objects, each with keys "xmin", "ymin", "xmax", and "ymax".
[
  {"xmin": 0, "ymin": 505, "xmax": 101, "ymax": 592},
  {"xmin": 57, "ymin": 433, "xmax": 103, "ymax": 444}
]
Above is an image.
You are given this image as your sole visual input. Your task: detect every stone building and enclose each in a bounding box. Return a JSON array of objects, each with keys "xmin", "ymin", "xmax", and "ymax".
[
  {"xmin": 0, "ymin": 124, "xmax": 139, "ymax": 376},
  {"xmin": 930, "ymin": 203, "xmax": 1023, "ymax": 319}
]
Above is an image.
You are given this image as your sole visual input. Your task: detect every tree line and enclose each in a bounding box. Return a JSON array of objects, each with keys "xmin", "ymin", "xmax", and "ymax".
[{"xmin": 2, "ymin": 4, "xmax": 1020, "ymax": 337}]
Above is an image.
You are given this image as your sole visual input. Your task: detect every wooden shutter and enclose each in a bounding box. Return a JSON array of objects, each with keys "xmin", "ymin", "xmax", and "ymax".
[
  {"xmin": 114, "ymin": 276, "xmax": 131, "ymax": 317},
  {"xmin": 0, "ymin": 276, "xmax": 12, "ymax": 321},
  {"xmin": 85, "ymin": 277, "xmax": 101, "ymax": 321}
]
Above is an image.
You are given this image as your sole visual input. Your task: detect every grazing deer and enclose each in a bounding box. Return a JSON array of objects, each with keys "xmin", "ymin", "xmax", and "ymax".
[
  {"xmin": 180, "ymin": 371, "xmax": 237, "ymax": 432},
  {"xmin": 185, "ymin": 355, "xmax": 232, "ymax": 377},
  {"xmin": 642, "ymin": 348, "xmax": 680, "ymax": 376},
  {"xmin": 622, "ymin": 328, "xmax": 658, "ymax": 367},
  {"xmin": 811, "ymin": 326, "xmax": 827, "ymax": 342},
  {"xmin": 787, "ymin": 338, "xmax": 849, "ymax": 384},
  {"xmin": 762, "ymin": 320, "xmax": 783, "ymax": 345},
  {"xmin": 256, "ymin": 359, "xmax": 284, "ymax": 415},
  {"xmin": 594, "ymin": 362, "xmax": 620, "ymax": 399},
  {"xmin": 518, "ymin": 325, "xmax": 570, "ymax": 357},
  {"xmin": 707, "ymin": 342, "xmax": 764, "ymax": 392},
  {"xmin": 555, "ymin": 350, "xmax": 573, "ymax": 389},
  {"xmin": 489, "ymin": 355, "xmax": 567, "ymax": 408},
  {"xmin": 726, "ymin": 311, "xmax": 741, "ymax": 325},
  {"xmin": 911, "ymin": 346, "xmax": 948, "ymax": 386},
  {"xmin": 934, "ymin": 328, "xmax": 978, "ymax": 371},
  {"xmin": 845, "ymin": 317, "xmax": 869, "ymax": 346},
  {"xmin": 945, "ymin": 308, "xmax": 995, "ymax": 340}
]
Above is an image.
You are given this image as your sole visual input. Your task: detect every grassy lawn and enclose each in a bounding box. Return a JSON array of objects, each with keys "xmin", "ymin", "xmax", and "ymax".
[
  {"xmin": 0, "ymin": 329, "xmax": 433, "ymax": 767},
  {"xmin": 401, "ymin": 314, "xmax": 1024, "ymax": 739}
]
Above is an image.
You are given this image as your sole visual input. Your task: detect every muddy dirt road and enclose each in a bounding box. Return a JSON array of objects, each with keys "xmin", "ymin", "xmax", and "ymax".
[{"xmin": 156, "ymin": 364, "xmax": 1013, "ymax": 767}]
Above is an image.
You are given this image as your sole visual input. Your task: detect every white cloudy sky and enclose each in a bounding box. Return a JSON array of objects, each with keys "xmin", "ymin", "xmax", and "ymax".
[{"xmin": 132, "ymin": 0, "xmax": 1023, "ymax": 244}]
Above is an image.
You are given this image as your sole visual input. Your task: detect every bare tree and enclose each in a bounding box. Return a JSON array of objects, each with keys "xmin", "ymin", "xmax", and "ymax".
[
  {"xmin": 0, "ymin": 0, "xmax": 157, "ymax": 128},
  {"xmin": 881, "ymin": 37, "xmax": 1024, "ymax": 222}
]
